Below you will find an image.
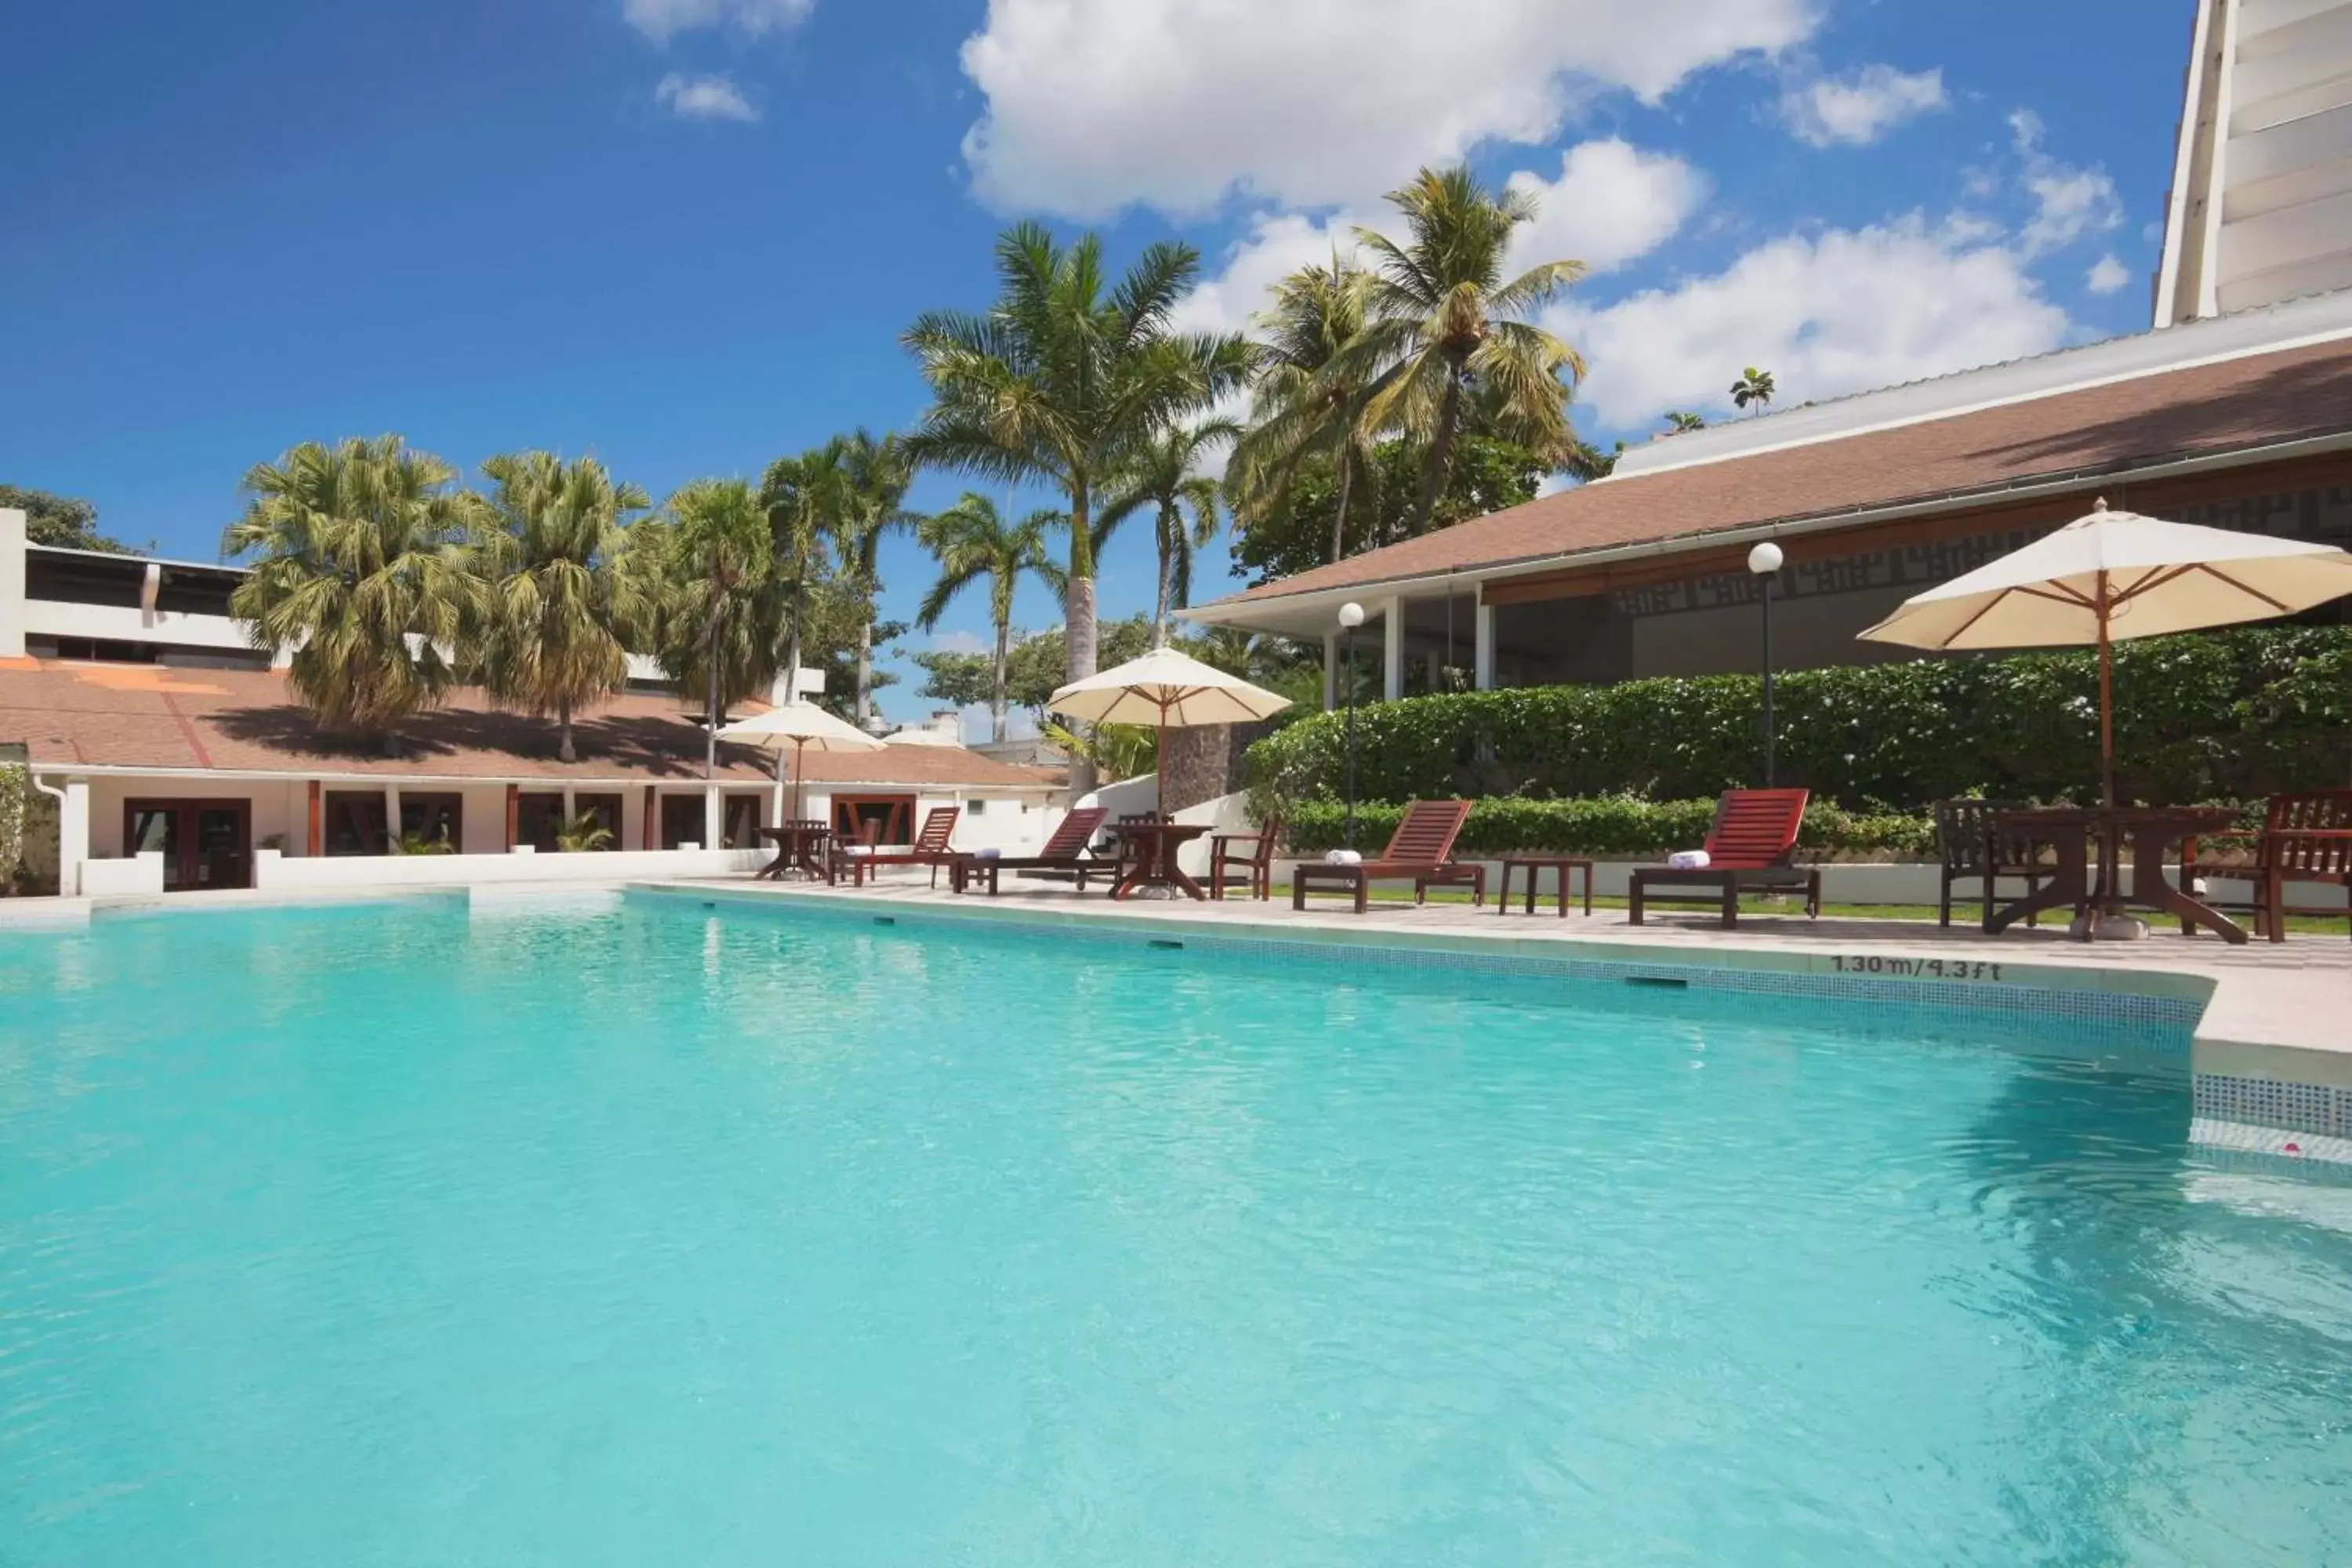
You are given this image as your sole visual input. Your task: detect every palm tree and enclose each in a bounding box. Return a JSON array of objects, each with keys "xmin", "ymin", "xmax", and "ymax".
[
  {"xmin": 833, "ymin": 430, "xmax": 920, "ymax": 727},
  {"xmin": 1730, "ymin": 367, "xmax": 1776, "ymax": 416},
  {"xmin": 1346, "ymin": 166, "xmax": 1587, "ymax": 537},
  {"xmin": 1097, "ymin": 420, "xmax": 1236, "ymax": 646},
  {"xmin": 902, "ymin": 221, "xmax": 1251, "ymax": 793},
  {"xmin": 1228, "ymin": 260, "xmax": 1382, "ymax": 565},
  {"xmin": 757, "ymin": 441, "xmax": 846, "ymax": 703},
  {"xmin": 1664, "ymin": 410, "xmax": 1708, "ymax": 434},
  {"xmin": 913, "ymin": 494, "xmax": 1066, "ymax": 743},
  {"xmin": 645, "ymin": 478, "xmax": 778, "ymax": 779},
  {"xmin": 471, "ymin": 451, "xmax": 649, "ymax": 763},
  {"xmin": 221, "ymin": 434, "xmax": 477, "ymax": 742}
]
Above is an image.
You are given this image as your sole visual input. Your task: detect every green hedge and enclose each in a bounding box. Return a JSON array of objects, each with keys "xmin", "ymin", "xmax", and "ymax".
[
  {"xmin": 1249, "ymin": 626, "xmax": 2352, "ymax": 814},
  {"xmin": 1284, "ymin": 796, "xmax": 1938, "ymax": 858}
]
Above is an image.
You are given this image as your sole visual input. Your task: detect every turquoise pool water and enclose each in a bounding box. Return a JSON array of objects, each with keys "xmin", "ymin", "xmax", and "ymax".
[{"xmin": 2, "ymin": 895, "xmax": 2349, "ymax": 1566}]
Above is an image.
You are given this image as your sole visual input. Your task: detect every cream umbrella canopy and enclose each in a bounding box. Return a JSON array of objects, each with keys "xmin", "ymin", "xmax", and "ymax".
[
  {"xmin": 715, "ymin": 701, "xmax": 887, "ymax": 820},
  {"xmin": 1048, "ymin": 646, "xmax": 1294, "ymax": 812},
  {"xmin": 1860, "ymin": 499, "xmax": 2352, "ymax": 806}
]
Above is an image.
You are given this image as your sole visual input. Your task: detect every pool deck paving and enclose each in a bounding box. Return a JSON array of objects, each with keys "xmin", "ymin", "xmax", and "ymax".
[{"xmin": 643, "ymin": 871, "xmax": 2352, "ymax": 1164}]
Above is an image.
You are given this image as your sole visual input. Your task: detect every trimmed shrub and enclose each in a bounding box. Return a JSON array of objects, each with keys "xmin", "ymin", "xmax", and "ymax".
[
  {"xmin": 1248, "ymin": 626, "xmax": 2352, "ymax": 815},
  {"xmin": 1283, "ymin": 796, "xmax": 1939, "ymax": 859}
]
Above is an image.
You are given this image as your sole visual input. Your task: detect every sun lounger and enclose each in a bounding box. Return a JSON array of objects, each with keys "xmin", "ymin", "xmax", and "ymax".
[
  {"xmin": 954, "ymin": 808, "xmax": 1109, "ymax": 895},
  {"xmin": 1290, "ymin": 800, "xmax": 1483, "ymax": 913},
  {"xmin": 1628, "ymin": 789, "xmax": 1819, "ymax": 928},
  {"xmin": 833, "ymin": 805, "xmax": 961, "ymax": 887}
]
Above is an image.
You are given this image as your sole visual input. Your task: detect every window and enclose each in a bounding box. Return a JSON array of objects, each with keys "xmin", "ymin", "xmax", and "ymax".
[
  {"xmin": 398, "ymin": 793, "xmax": 463, "ymax": 852},
  {"xmin": 324, "ymin": 792, "xmax": 390, "ymax": 856}
]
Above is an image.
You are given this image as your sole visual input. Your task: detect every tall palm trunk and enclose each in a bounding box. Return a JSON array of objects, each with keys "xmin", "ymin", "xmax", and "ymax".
[
  {"xmin": 1152, "ymin": 508, "xmax": 1174, "ymax": 649},
  {"xmin": 854, "ymin": 617, "xmax": 873, "ymax": 724},
  {"xmin": 702, "ymin": 601, "xmax": 723, "ymax": 780},
  {"xmin": 558, "ymin": 697, "xmax": 575, "ymax": 764},
  {"xmin": 1065, "ymin": 477, "xmax": 1098, "ymax": 797},
  {"xmin": 783, "ymin": 568, "xmax": 805, "ymax": 706},
  {"xmin": 989, "ymin": 615, "xmax": 1011, "ymax": 743},
  {"xmin": 1407, "ymin": 368, "xmax": 1467, "ymax": 538},
  {"xmin": 1329, "ymin": 447, "xmax": 1356, "ymax": 564}
]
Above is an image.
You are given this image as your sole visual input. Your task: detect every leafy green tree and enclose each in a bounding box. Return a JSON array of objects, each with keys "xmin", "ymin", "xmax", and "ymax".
[
  {"xmin": 1231, "ymin": 434, "xmax": 1547, "ymax": 586},
  {"xmin": 912, "ymin": 615, "xmax": 1160, "ymax": 729},
  {"xmin": 902, "ymin": 221, "xmax": 1252, "ymax": 793},
  {"xmin": 833, "ymin": 430, "xmax": 920, "ymax": 725},
  {"xmin": 1097, "ymin": 419, "xmax": 1234, "ymax": 647},
  {"xmin": 1664, "ymin": 410, "xmax": 1708, "ymax": 434},
  {"xmin": 220, "ymin": 435, "xmax": 478, "ymax": 742},
  {"xmin": 1730, "ymin": 367, "xmax": 1776, "ymax": 416},
  {"xmin": 1227, "ymin": 260, "xmax": 1381, "ymax": 567},
  {"xmin": 913, "ymin": 494, "xmax": 1067, "ymax": 742},
  {"xmin": 0, "ymin": 485, "xmax": 132, "ymax": 553},
  {"xmin": 641, "ymin": 478, "xmax": 782, "ymax": 778},
  {"xmin": 1345, "ymin": 166, "xmax": 1585, "ymax": 536},
  {"xmin": 472, "ymin": 452, "xmax": 650, "ymax": 762},
  {"xmin": 758, "ymin": 441, "xmax": 846, "ymax": 700}
]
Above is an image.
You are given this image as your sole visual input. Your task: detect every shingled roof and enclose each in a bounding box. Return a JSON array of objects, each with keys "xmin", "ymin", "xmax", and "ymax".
[
  {"xmin": 0, "ymin": 661, "xmax": 1064, "ymax": 789},
  {"xmin": 1198, "ymin": 328, "xmax": 2352, "ymax": 615}
]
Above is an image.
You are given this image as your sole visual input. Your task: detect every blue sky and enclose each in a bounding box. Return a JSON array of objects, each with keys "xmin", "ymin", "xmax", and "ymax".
[{"xmin": 2, "ymin": 0, "xmax": 2188, "ymax": 726}]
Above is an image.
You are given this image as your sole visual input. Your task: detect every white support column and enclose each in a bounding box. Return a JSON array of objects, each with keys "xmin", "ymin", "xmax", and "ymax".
[
  {"xmin": 58, "ymin": 777, "xmax": 89, "ymax": 897},
  {"xmin": 1322, "ymin": 632, "xmax": 1339, "ymax": 712},
  {"xmin": 383, "ymin": 786, "xmax": 401, "ymax": 851},
  {"xmin": 0, "ymin": 508, "xmax": 27, "ymax": 659},
  {"xmin": 1381, "ymin": 597, "xmax": 1405, "ymax": 702},
  {"xmin": 702, "ymin": 784, "xmax": 722, "ymax": 851},
  {"xmin": 1475, "ymin": 602, "xmax": 1497, "ymax": 691}
]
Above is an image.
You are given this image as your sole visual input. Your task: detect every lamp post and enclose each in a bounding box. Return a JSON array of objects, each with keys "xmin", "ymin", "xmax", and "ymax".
[
  {"xmin": 1338, "ymin": 601, "xmax": 1366, "ymax": 848},
  {"xmin": 1747, "ymin": 542, "xmax": 1784, "ymax": 788}
]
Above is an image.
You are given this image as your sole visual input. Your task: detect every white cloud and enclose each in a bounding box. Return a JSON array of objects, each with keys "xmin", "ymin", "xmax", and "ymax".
[
  {"xmin": 654, "ymin": 71, "xmax": 760, "ymax": 122},
  {"xmin": 625, "ymin": 0, "xmax": 813, "ymax": 43},
  {"xmin": 1547, "ymin": 216, "xmax": 2072, "ymax": 430},
  {"xmin": 956, "ymin": 0, "xmax": 1819, "ymax": 217},
  {"xmin": 1778, "ymin": 64, "xmax": 1946, "ymax": 147},
  {"xmin": 2009, "ymin": 109, "xmax": 2123, "ymax": 257},
  {"xmin": 2086, "ymin": 254, "xmax": 2132, "ymax": 295},
  {"xmin": 1504, "ymin": 140, "xmax": 1710, "ymax": 276},
  {"xmin": 927, "ymin": 630, "xmax": 989, "ymax": 656},
  {"xmin": 1171, "ymin": 138, "xmax": 1702, "ymax": 339}
]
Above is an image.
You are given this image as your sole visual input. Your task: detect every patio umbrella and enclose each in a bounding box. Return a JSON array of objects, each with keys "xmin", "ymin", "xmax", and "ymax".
[
  {"xmin": 1048, "ymin": 645, "xmax": 1293, "ymax": 812},
  {"xmin": 1859, "ymin": 498, "xmax": 2352, "ymax": 805},
  {"xmin": 715, "ymin": 701, "xmax": 886, "ymax": 820}
]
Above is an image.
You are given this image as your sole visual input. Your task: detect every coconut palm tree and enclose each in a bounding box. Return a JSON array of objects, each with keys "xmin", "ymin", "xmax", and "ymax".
[
  {"xmin": 221, "ymin": 434, "xmax": 478, "ymax": 742},
  {"xmin": 902, "ymin": 221, "xmax": 1251, "ymax": 793},
  {"xmin": 1097, "ymin": 419, "xmax": 1236, "ymax": 646},
  {"xmin": 913, "ymin": 494, "xmax": 1066, "ymax": 743},
  {"xmin": 757, "ymin": 441, "xmax": 847, "ymax": 702},
  {"xmin": 833, "ymin": 430, "xmax": 920, "ymax": 727},
  {"xmin": 1228, "ymin": 259, "xmax": 1383, "ymax": 565},
  {"xmin": 1730, "ymin": 367, "xmax": 1776, "ymax": 416},
  {"xmin": 471, "ymin": 451, "xmax": 650, "ymax": 763},
  {"xmin": 1346, "ymin": 166, "xmax": 1587, "ymax": 537},
  {"xmin": 644, "ymin": 478, "xmax": 779, "ymax": 779}
]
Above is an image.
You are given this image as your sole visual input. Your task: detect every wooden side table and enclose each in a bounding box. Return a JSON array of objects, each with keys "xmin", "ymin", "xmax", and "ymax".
[{"xmin": 1497, "ymin": 856, "xmax": 1594, "ymax": 916}]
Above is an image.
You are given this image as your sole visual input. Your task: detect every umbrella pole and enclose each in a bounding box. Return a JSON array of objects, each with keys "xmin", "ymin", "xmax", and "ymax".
[
  {"xmin": 2096, "ymin": 572, "xmax": 2116, "ymax": 811},
  {"xmin": 794, "ymin": 738, "xmax": 808, "ymax": 822},
  {"xmin": 1156, "ymin": 697, "xmax": 1169, "ymax": 819}
]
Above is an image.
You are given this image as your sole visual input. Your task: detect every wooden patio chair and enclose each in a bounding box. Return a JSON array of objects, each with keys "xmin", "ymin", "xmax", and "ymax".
[
  {"xmin": 955, "ymin": 808, "xmax": 1109, "ymax": 895},
  {"xmin": 2182, "ymin": 789, "xmax": 2352, "ymax": 942},
  {"xmin": 1209, "ymin": 812, "xmax": 1283, "ymax": 902},
  {"xmin": 831, "ymin": 805, "xmax": 961, "ymax": 888},
  {"xmin": 1933, "ymin": 798, "xmax": 2055, "ymax": 928},
  {"xmin": 1290, "ymin": 800, "xmax": 1483, "ymax": 914},
  {"xmin": 1628, "ymin": 789, "xmax": 1820, "ymax": 928}
]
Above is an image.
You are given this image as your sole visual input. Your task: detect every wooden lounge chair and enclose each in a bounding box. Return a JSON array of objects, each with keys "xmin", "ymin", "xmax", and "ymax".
[
  {"xmin": 1933, "ymin": 798, "xmax": 2056, "ymax": 928},
  {"xmin": 1290, "ymin": 800, "xmax": 1483, "ymax": 913},
  {"xmin": 832, "ymin": 805, "xmax": 961, "ymax": 888},
  {"xmin": 2180, "ymin": 788, "xmax": 2352, "ymax": 942},
  {"xmin": 1628, "ymin": 789, "xmax": 1820, "ymax": 928},
  {"xmin": 1209, "ymin": 812, "xmax": 1283, "ymax": 902},
  {"xmin": 954, "ymin": 808, "xmax": 1109, "ymax": 895}
]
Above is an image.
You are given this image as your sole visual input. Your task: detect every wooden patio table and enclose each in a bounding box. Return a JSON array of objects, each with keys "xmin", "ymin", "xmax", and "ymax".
[
  {"xmin": 1987, "ymin": 805, "xmax": 2247, "ymax": 944},
  {"xmin": 1106, "ymin": 821, "xmax": 1211, "ymax": 901},
  {"xmin": 755, "ymin": 822, "xmax": 833, "ymax": 882},
  {"xmin": 1496, "ymin": 856, "xmax": 1595, "ymax": 917}
]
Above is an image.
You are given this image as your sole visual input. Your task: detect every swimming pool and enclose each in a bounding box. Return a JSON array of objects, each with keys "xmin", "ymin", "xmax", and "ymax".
[{"xmin": 2, "ymin": 892, "xmax": 2348, "ymax": 1565}]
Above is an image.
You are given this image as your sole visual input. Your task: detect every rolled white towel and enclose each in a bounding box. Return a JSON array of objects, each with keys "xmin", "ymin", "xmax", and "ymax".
[
  {"xmin": 972, "ymin": 847, "xmax": 1001, "ymax": 859},
  {"xmin": 1323, "ymin": 848, "xmax": 1363, "ymax": 866},
  {"xmin": 1667, "ymin": 849, "xmax": 1711, "ymax": 870},
  {"xmin": 840, "ymin": 844, "xmax": 875, "ymax": 857}
]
